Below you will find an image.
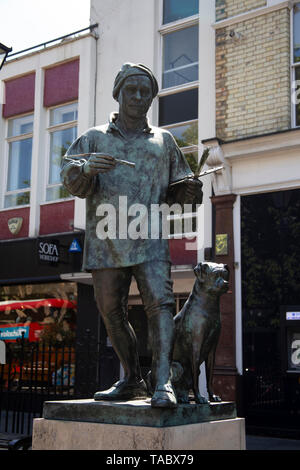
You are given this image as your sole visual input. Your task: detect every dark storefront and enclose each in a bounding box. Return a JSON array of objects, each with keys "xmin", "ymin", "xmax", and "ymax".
[
  {"xmin": 0, "ymin": 232, "xmax": 119, "ymax": 435},
  {"xmin": 241, "ymin": 188, "xmax": 300, "ymax": 437}
]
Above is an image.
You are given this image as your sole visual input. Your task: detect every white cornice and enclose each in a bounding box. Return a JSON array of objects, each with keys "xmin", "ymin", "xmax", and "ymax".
[
  {"xmin": 220, "ymin": 128, "xmax": 300, "ymax": 161},
  {"xmin": 213, "ymin": 1, "xmax": 292, "ymax": 29}
]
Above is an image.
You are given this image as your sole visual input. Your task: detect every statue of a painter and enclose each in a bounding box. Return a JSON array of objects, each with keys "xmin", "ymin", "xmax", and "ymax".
[{"xmin": 61, "ymin": 63, "xmax": 203, "ymax": 408}]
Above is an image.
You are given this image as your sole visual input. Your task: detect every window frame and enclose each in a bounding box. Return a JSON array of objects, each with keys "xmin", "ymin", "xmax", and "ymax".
[
  {"xmin": 3, "ymin": 112, "xmax": 34, "ymax": 210},
  {"xmin": 162, "ymin": 0, "xmax": 199, "ymax": 26},
  {"xmin": 44, "ymin": 101, "xmax": 78, "ymax": 204},
  {"xmin": 158, "ymin": 1, "xmax": 199, "ymax": 240},
  {"xmin": 291, "ymin": 2, "xmax": 300, "ymax": 128},
  {"xmin": 158, "ymin": 15, "xmax": 199, "ymax": 92}
]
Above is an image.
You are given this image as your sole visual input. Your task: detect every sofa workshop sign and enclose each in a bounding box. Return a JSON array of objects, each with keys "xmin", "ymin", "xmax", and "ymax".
[{"xmin": 37, "ymin": 238, "xmax": 60, "ymax": 265}]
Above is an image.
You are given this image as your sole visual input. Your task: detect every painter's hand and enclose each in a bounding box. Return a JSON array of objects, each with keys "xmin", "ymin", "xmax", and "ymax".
[
  {"xmin": 181, "ymin": 178, "xmax": 203, "ymax": 205},
  {"xmin": 83, "ymin": 154, "xmax": 116, "ymax": 176}
]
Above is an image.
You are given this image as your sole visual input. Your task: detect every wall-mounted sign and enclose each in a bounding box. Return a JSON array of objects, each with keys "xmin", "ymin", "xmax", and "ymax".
[
  {"xmin": 215, "ymin": 234, "xmax": 228, "ymax": 256},
  {"xmin": 69, "ymin": 238, "xmax": 82, "ymax": 253},
  {"xmin": 8, "ymin": 217, "xmax": 23, "ymax": 235},
  {"xmin": 37, "ymin": 239, "xmax": 60, "ymax": 265},
  {"xmin": 286, "ymin": 312, "xmax": 300, "ymax": 320},
  {"xmin": 0, "ymin": 325, "xmax": 29, "ymax": 341}
]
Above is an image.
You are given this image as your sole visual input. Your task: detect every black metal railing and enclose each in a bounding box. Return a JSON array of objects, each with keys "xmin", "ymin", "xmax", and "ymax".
[{"xmin": 0, "ymin": 330, "xmax": 102, "ymax": 436}]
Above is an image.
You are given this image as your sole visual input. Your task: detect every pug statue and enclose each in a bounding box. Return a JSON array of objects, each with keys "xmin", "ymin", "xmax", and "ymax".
[{"xmin": 171, "ymin": 262, "xmax": 229, "ymax": 404}]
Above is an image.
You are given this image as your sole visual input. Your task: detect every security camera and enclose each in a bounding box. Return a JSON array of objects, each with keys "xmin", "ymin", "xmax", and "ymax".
[{"xmin": 229, "ymin": 30, "xmax": 243, "ymax": 41}]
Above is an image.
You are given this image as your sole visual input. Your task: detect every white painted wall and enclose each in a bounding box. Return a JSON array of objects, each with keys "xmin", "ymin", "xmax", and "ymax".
[
  {"xmin": 0, "ymin": 35, "xmax": 96, "ymax": 233},
  {"xmin": 90, "ymin": 0, "xmax": 158, "ymax": 126}
]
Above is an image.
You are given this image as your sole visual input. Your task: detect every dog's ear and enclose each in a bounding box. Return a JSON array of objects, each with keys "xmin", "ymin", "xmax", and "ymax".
[{"xmin": 193, "ymin": 262, "xmax": 207, "ymax": 282}]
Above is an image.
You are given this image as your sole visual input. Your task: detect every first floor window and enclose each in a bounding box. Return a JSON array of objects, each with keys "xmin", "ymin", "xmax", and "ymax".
[
  {"xmin": 162, "ymin": 24, "xmax": 199, "ymax": 89},
  {"xmin": 5, "ymin": 114, "xmax": 33, "ymax": 208},
  {"xmin": 46, "ymin": 103, "xmax": 77, "ymax": 201}
]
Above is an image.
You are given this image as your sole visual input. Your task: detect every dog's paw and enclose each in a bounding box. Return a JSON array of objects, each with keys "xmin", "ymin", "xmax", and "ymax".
[
  {"xmin": 209, "ymin": 394, "xmax": 222, "ymax": 402},
  {"xmin": 195, "ymin": 393, "xmax": 209, "ymax": 404},
  {"xmin": 176, "ymin": 391, "xmax": 189, "ymax": 404}
]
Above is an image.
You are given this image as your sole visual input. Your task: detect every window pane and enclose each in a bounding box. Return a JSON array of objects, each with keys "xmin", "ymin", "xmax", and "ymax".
[
  {"xmin": 49, "ymin": 127, "xmax": 77, "ymax": 185},
  {"xmin": 50, "ymin": 103, "xmax": 78, "ymax": 126},
  {"xmin": 163, "ymin": 0, "xmax": 199, "ymax": 24},
  {"xmin": 8, "ymin": 114, "xmax": 33, "ymax": 137},
  {"xmin": 159, "ymin": 88, "xmax": 198, "ymax": 126},
  {"xmin": 184, "ymin": 152, "xmax": 198, "ymax": 173},
  {"xmin": 294, "ymin": 3, "xmax": 300, "ymax": 63},
  {"xmin": 4, "ymin": 191, "xmax": 30, "ymax": 208},
  {"xmin": 7, "ymin": 138, "xmax": 32, "ymax": 191},
  {"xmin": 167, "ymin": 121, "xmax": 198, "ymax": 147},
  {"xmin": 46, "ymin": 185, "xmax": 70, "ymax": 201},
  {"xmin": 296, "ymin": 66, "xmax": 300, "ymax": 126},
  {"xmin": 163, "ymin": 25, "xmax": 198, "ymax": 88}
]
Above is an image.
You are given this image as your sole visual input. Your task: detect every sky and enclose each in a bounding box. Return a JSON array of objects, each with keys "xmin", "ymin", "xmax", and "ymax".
[{"xmin": 0, "ymin": 0, "xmax": 91, "ymax": 54}]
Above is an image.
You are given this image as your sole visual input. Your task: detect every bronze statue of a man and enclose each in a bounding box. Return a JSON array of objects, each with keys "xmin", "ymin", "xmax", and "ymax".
[{"xmin": 61, "ymin": 63, "xmax": 203, "ymax": 408}]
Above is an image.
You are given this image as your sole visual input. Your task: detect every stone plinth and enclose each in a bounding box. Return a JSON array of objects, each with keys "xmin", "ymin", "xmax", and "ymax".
[{"xmin": 32, "ymin": 398, "xmax": 246, "ymax": 450}]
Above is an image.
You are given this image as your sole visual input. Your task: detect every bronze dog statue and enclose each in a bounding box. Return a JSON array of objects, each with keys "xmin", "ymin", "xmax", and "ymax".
[{"xmin": 171, "ymin": 262, "xmax": 229, "ymax": 404}]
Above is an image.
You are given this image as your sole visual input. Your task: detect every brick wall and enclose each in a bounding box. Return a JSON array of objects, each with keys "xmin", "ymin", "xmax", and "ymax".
[
  {"xmin": 216, "ymin": 7, "xmax": 291, "ymax": 141},
  {"xmin": 216, "ymin": 0, "xmax": 267, "ymax": 21}
]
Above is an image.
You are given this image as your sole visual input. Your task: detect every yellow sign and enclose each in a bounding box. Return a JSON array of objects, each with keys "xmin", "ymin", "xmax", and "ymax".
[
  {"xmin": 8, "ymin": 217, "xmax": 23, "ymax": 235},
  {"xmin": 215, "ymin": 234, "xmax": 228, "ymax": 256}
]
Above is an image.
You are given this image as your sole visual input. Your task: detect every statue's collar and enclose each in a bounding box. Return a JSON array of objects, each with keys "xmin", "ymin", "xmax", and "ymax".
[{"xmin": 107, "ymin": 112, "xmax": 153, "ymax": 136}]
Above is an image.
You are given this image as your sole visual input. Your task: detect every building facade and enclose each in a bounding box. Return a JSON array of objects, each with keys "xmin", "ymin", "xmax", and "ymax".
[{"xmin": 1, "ymin": 0, "xmax": 300, "ymax": 436}]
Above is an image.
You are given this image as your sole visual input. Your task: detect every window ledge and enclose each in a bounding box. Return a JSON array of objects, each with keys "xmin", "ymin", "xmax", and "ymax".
[
  {"xmin": 159, "ymin": 14, "xmax": 199, "ymax": 34},
  {"xmin": 158, "ymin": 80, "xmax": 199, "ymax": 97},
  {"xmin": 40, "ymin": 197, "xmax": 75, "ymax": 206},
  {"xmin": 0, "ymin": 204, "xmax": 30, "ymax": 212}
]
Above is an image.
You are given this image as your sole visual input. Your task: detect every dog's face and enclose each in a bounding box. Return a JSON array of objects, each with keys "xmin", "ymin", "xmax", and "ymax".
[{"xmin": 193, "ymin": 262, "xmax": 229, "ymax": 294}]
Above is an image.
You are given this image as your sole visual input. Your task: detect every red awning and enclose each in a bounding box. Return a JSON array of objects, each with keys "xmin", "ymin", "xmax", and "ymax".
[{"xmin": 0, "ymin": 298, "xmax": 76, "ymax": 312}]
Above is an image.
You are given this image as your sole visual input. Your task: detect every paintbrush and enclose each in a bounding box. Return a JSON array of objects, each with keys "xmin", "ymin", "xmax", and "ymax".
[{"xmin": 64, "ymin": 153, "xmax": 135, "ymax": 168}]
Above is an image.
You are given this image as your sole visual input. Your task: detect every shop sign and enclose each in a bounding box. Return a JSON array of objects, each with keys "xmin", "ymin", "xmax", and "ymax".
[
  {"xmin": 286, "ymin": 312, "xmax": 300, "ymax": 320},
  {"xmin": 37, "ymin": 239, "xmax": 60, "ymax": 264},
  {"xmin": 0, "ymin": 325, "xmax": 29, "ymax": 341}
]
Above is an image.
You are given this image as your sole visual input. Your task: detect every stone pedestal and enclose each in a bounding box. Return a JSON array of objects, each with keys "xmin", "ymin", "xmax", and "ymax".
[{"xmin": 32, "ymin": 398, "xmax": 246, "ymax": 450}]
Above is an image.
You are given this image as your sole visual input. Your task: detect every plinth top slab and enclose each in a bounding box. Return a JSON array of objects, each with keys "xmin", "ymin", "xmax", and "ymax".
[{"xmin": 42, "ymin": 398, "xmax": 236, "ymax": 428}]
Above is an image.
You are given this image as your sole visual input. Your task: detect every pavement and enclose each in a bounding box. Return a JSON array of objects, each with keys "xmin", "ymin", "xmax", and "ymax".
[{"xmin": 246, "ymin": 434, "xmax": 300, "ymax": 450}]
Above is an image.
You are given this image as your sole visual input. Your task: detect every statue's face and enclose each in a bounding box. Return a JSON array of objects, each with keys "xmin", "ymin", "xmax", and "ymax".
[{"xmin": 118, "ymin": 75, "xmax": 153, "ymax": 120}]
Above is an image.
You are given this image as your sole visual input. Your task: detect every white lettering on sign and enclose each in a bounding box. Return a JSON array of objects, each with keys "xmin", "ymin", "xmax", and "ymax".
[
  {"xmin": 38, "ymin": 242, "xmax": 59, "ymax": 262},
  {"xmin": 291, "ymin": 339, "xmax": 300, "ymax": 366}
]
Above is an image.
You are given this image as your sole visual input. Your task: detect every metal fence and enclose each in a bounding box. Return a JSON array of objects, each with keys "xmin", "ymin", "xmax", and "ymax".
[{"xmin": 0, "ymin": 331, "xmax": 105, "ymax": 437}]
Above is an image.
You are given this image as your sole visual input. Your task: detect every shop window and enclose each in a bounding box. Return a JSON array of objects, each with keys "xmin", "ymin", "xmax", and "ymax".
[
  {"xmin": 46, "ymin": 102, "xmax": 77, "ymax": 201},
  {"xmin": 0, "ymin": 282, "xmax": 77, "ymax": 340},
  {"xmin": 0, "ymin": 282, "xmax": 77, "ymax": 395},
  {"xmin": 4, "ymin": 114, "xmax": 33, "ymax": 208},
  {"xmin": 162, "ymin": 25, "xmax": 199, "ymax": 89},
  {"xmin": 293, "ymin": 4, "xmax": 300, "ymax": 126},
  {"xmin": 163, "ymin": 0, "xmax": 199, "ymax": 24}
]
